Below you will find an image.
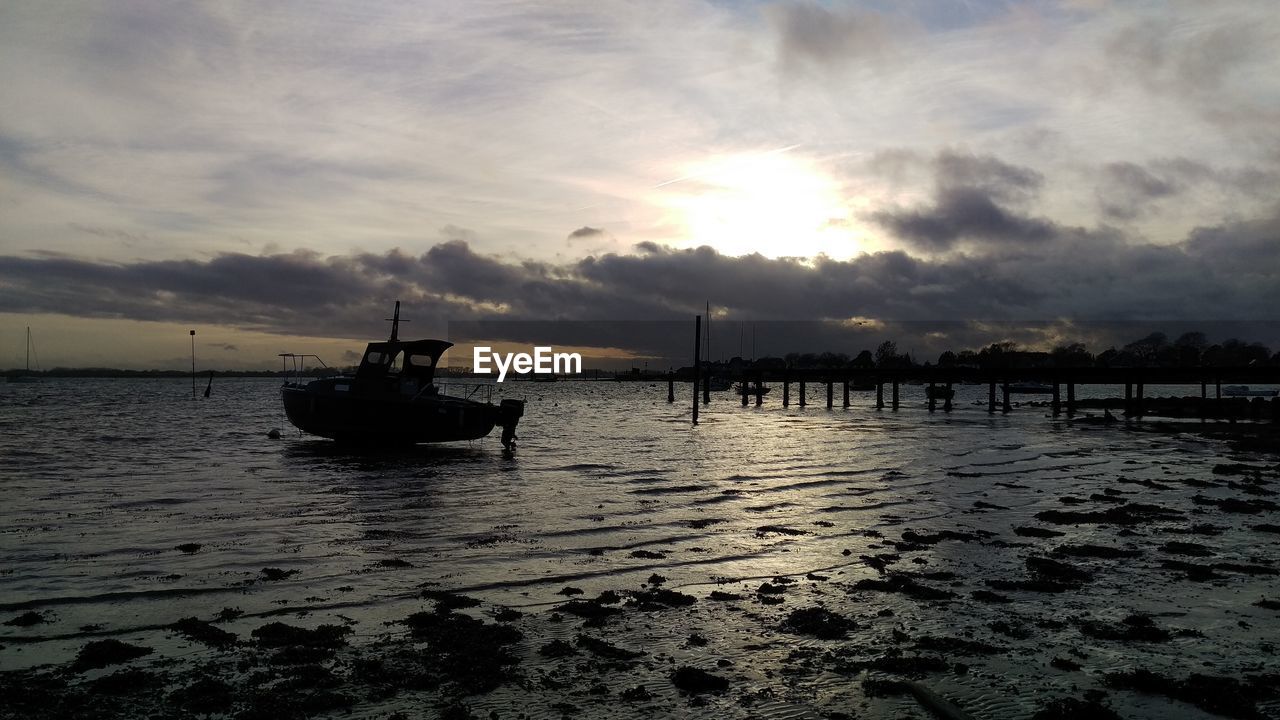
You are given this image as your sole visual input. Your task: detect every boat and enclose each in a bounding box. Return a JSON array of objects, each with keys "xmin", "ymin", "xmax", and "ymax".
[
  {"xmin": 280, "ymin": 302, "xmax": 525, "ymax": 447},
  {"xmin": 925, "ymin": 385, "xmax": 954, "ymax": 400},
  {"xmin": 706, "ymin": 376, "xmax": 732, "ymax": 391},
  {"xmin": 7, "ymin": 326, "xmax": 40, "ymax": 383},
  {"xmin": 1008, "ymin": 382, "xmax": 1053, "ymax": 394},
  {"xmin": 1223, "ymin": 385, "xmax": 1278, "ymax": 397}
]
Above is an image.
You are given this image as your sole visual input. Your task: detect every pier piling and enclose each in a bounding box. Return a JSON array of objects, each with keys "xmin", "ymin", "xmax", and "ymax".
[
  {"xmin": 988, "ymin": 381, "xmax": 996, "ymax": 414},
  {"xmin": 943, "ymin": 382, "xmax": 953, "ymax": 412},
  {"xmin": 692, "ymin": 315, "xmax": 701, "ymax": 425},
  {"xmin": 892, "ymin": 379, "xmax": 900, "ymax": 410},
  {"xmin": 783, "ymin": 378, "xmax": 790, "ymax": 407},
  {"xmin": 1052, "ymin": 382, "xmax": 1061, "ymax": 416},
  {"xmin": 1066, "ymin": 381, "xmax": 1075, "ymax": 416},
  {"xmin": 668, "ymin": 374, "xmax": 674, "ymax": 403},
  {"xmin": 799, "ymin": 380, "xmax": 807, "ymax": 407},
  {"xmin": 842, "ymin": 380, "xmax": 850, "ymax": 408},
  {"xmin": 928, "ymin": 382, "xmax": 937, "ymax": 413},
  {"xmin": 826, "ymin": 381, "xmax": 833, "ymax": 409},
  {"xmin": 876, "ymin": 382, "xmax": 884, "ymax": 410},
  {"xmin": 1002, "ymin": 382, "xmax": 1011, "ymax": 413}
]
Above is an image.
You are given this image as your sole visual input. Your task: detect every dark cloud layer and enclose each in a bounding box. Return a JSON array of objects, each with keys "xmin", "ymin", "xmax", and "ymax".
[{"xmin": 2, "ymin": 204, "xmax": 1276, "ymax": 356}]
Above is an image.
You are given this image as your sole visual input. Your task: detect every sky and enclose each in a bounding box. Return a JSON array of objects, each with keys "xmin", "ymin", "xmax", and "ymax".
[{"xmin": 1, "ymin": 0, "xmax": 1278, "ymax": 369}]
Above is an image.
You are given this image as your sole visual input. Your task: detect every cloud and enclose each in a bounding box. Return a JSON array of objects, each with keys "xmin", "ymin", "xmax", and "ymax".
[
  {"xmin": 769, "ymin": 3, "xmax": 901, "ymax": 76},
  {"xmin": 2, "ymin": 202, "xmax": 1276, "ymax": 352},
  {"xmin": 868, "ymin": 151, "xmax": 1055, "ymax": 251},
  {"xmin": 568, "ymin": 226, "xmax": 604, "ymax": 240}
]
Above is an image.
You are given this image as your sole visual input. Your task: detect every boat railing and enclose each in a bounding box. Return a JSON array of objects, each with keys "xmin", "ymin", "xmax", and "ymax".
[
  {"xmin": 277, "ymin": 353, "xmax": 334, "ymax": 387},
  {"xmin": 434, "ymin": 381, "xmax": 495, "ymax": 403}
]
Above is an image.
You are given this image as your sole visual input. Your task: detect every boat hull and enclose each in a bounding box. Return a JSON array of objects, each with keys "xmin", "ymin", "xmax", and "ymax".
[{"xmin": 281, "ymin": 384, "xmax": 517, "ymax": 444}]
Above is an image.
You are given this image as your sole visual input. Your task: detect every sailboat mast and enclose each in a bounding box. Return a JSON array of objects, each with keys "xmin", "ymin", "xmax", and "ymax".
[{"xmin": 26, "ymin": 326, "xmax": 30, "ymax": 372}]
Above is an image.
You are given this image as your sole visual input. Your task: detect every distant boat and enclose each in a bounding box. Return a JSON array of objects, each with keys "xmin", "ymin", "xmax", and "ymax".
[
  {"xmin": 1223, "ymin": 385, "xmax": 1278, "ymax": 397},
  {"xmin": 735, "ymin": 382, "xmax": 771, "ymax": 396},
  {"xmin": 706, "ymin": 376, "xmax": 732, "ymax": 391},
  {"xmin": 8, "ymin": 326, "xmax": 40, "ymax": 383},
  {"xmin": 280, "ymin": 302, "xmax": 525, "ymax": 447},
  {"xmin": 925, "ymin": 385, "xmax": 954, "ymax": 400},
  {"xmin": 1009, "ymin": 382, "xmax": 1053, "ymax": 394}
]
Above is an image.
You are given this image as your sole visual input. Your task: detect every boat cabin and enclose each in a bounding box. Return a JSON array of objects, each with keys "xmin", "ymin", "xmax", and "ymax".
[{"xmin": 354, "ymin": 338, "xmax": 452, "ymax": 396}]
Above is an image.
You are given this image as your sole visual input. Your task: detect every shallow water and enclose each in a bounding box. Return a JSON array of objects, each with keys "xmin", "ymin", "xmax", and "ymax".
[{"xmin": 2, "ymin": 378, "xmax": 1278, "ymax": 718}]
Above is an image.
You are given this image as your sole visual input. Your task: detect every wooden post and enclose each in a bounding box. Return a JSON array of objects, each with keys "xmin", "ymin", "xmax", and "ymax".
[
  {"xmin": 1124, "ymin": 382, "xmax": 1133, "ymax": 416},
  {"xmin": 988, "ymin": 381, "xmax": 996, "ymax": 414},
  {"xmin": 1052, "ymin": 381, "xmax": 1061, "ymax": 416},
  {"xmin": 943, "ymin": 382, "xmax": 953, "ymax": 412},
  {"xmin": 1135, "ymin": 381, "xmax": 1144, "ymax": 418},
  {"xmin": 692, "ymin": 315, "xmax": 701, "ymax": 425},
  {"xmin": 668, "ymin": 374, "xmax": 674, "ymax": 403},
  {"xmin": 783, "ymin": 377, "xmax": 790, "ymax": 407},
  {"xmin": 876, "ymin": 381, "xmax": 884, "ymax": 410},
  {"xmin": 741, "ymin": 381, "xmax": 749, "ymax": 406},
  {"xmin": 842, "ymin": 379, "xmax": 850, "ymax": 408},
  {"xmin": 928, "ymin": 382, "xmax": 937, "ymax": 412},
  {"xmin": 892, "ymin": 378, "xmax": 899, "ymax": 410},
  {"xmin": 1066, "ymin": 381, "xmax": 1075, "ymax": 416},
  {"xmin": 1002, "ymin": 382, "xmax": 1011, "ymax": 413},
  {"xmin": 799, "ymin": 379, "xmax": 806, "ymax": 407},
  {"xmin": 826, "ymin": 380, "xmax": 833, "ymax": 409},
  {"xmin": 1200, "ymin": 380, "xmax": 1207, "ymax": 421},
  {"xmin": 755, "ymin": 377, "xmax": 764, "ymax": 407}
]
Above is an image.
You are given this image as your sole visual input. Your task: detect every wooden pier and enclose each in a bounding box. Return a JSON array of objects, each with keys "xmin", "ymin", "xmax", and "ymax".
[{"xmin": 668, "ymin": 365, "xmax": 1280, "ymax": 421}]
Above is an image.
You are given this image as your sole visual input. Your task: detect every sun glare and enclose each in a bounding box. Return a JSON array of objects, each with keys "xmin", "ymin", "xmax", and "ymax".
[{"xmin": 659, "ymin": 151, "xmax": 856, "ymax": 259}]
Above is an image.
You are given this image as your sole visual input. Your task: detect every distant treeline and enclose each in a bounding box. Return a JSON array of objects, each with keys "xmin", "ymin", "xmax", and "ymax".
[
  {"xmin": 709, "ymin": 331, "xmax": 1278, "ymax": 371},
  {"xmin": 0, "ymin": 367, "xmax": 341, "ymax": 379}
]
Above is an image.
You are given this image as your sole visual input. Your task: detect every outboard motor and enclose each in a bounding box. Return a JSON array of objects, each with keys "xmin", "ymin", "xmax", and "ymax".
[{"xmin": 498, "ymin": 398, "xmax": 525, "ymax": 449}]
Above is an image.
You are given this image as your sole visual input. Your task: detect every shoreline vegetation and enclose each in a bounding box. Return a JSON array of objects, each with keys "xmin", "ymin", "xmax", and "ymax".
[{"xmin": 6, "ymin": 330, "xmax": 1278, "ymax": 380}]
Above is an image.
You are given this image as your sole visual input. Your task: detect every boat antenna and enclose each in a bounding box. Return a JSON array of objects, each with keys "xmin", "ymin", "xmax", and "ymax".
[{"xmin": 385, "ymin": 300, "xmax": 409, "ymax": 341}]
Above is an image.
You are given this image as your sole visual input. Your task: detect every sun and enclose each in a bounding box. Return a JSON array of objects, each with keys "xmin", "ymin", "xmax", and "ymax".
[{"xmin": 658, "ymin": 150, "xmax": 856, "ymax": 259}]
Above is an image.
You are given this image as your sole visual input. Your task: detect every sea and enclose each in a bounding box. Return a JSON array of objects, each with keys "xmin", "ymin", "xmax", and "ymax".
[{"xmin": 2, "ymin": 378, "xmax": 1278, "ymax": 719}]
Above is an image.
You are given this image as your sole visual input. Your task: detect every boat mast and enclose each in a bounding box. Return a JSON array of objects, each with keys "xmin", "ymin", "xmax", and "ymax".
[
  {"xmin": 26, "ymin": 326, "xmax": 30, "ymax": 372},
  {"xmin": 387, "ymin": 301, "xmax": 402, "ymax": 341}
]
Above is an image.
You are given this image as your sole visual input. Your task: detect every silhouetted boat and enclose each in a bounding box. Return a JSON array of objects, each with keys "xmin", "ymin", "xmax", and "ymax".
[
  {"xmin": 1223, "ymin": 385, "xmax": 1278, "ymax": 397},
  {"xmin": 7, "ymin": 327, "xmax": 40, "ymax": 383},
  {"xmin": 706, "ymin": 376, "xmax": 732, "ymax": 391},
  {"xmin": 280, "ymin": 302, "xmax": 524, "ymax": 447},
  {"xmin": 925, "ymin": 385, "xmax": 954, "ymax": 400},
  {"xmin": 1009, "ymin": 382, "xmax": 1053, "ymax": 393}
]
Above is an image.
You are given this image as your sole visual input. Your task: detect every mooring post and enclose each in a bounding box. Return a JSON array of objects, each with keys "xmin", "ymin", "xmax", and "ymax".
[
  {"xmin": 892, "ymin": 378, "xmax": 900, "ymax": 410},
  {"xmin": 1052, "ymin": 381, "xmax": 1061, "ymax": 416},
  {"xmin": 876, "ymin": 381, "xmax": 884, "ymax": 410},
  {"xmin": 799, "ymin": 379, "xmax": 807, "ymax": 407},
  {"xmin": 783, "ymin": 376, "xmax": 790, "ymax": 407},
  {"xmin": 692, "ymin": 315, "xmax": 701, "ymax": 425},
  {"xmin": 741, "ymin": 382, "xmax": 749, "ymax": 406},
  {"xmin": 943, "ymin": 382, "xmax": 953, "ymax": 412},
  {"xmin": 668, "ymin": 373, "xmax": 674, "ymax": 403},
  {"xmin": 755, "ymin": 377, "xmax": 764, "ymax": 407},
  {"xmin": 842, "ymin": 379, "xmax": 850, "ymax": 408},
  {"xmin": 826, "ymin": 380, "xmax": 833, "ymax": 409},
  {"xmin": 1135, "ymin": 381, "xmax": 1144, "ymax": 418},
  {"xmin": 988, "ymin": 381, "xmax": 996, "ymax": 414},
  {"xmin": 1200, "ymin": 380, "xmax": 1207, "ymax": 421},
  {"xmin": 1124, "ymin": 382, "xmax": 1133, "ymax": 416},
  {"xmin": 1066, "ymin": 380, "xmax": 1075, "ymax": 416},
  {"xmin": 928, "ymin": 382, "xmax": 937, "ymax": 413},
  {"xmin": 1002, "ymin": 382, "xmax": 1011, "ymax": 413}
]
